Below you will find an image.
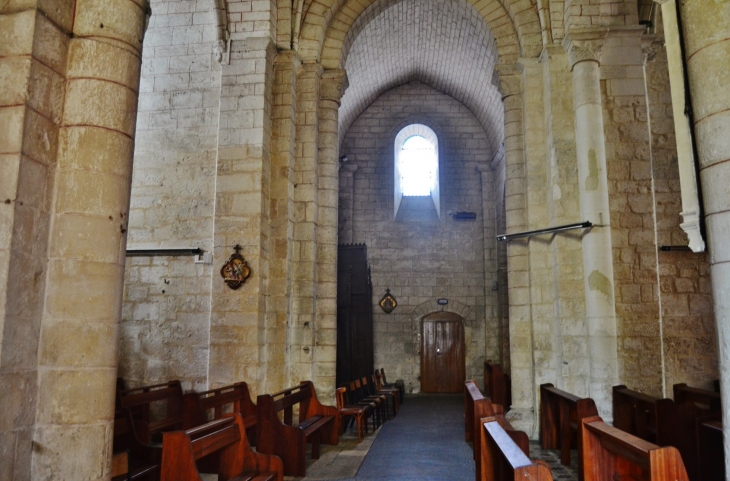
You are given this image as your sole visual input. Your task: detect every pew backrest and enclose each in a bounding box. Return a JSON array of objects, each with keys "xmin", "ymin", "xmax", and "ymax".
[
  {"xmin": 581, "ymin": 415, "xmax": 689, "ymax": 481},
  {"xmin": 673, "ymin": 383, "xmax": 721, "ymax": 411},
  {"xmin": 118, "ymin": 381, "xmax": 185, "ymax": 444},
  {"xmin": 480, "ymin": 416, "xmax": 552, "ymax": 481},
  {"xmin": 484, "ymin": 361, "xmax": 511, "ymax": 409},
  {"xmin": 160, "ymin": 414, "xmax": 282, "ymax": 481},
  {"xmin": 182, "ymin": 382, "xmax": 257, "ymax": 431},
  {"xmin": 612, "ymin": 385, "xmax": 663, "ymax": 443}
]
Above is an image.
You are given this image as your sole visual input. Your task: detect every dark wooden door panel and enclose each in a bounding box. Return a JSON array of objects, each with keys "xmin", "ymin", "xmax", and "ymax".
[
  {"xmin": 420, "ymin": 312, "xmax": 465, "ymax": 393},
  {"xmin": 336, "ymin": 244, "xmax": 374, "ymax": 388}
]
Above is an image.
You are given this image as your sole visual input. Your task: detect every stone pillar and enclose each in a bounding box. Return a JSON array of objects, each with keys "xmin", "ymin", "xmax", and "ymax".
[
  {"xmin": 675, "ymin": 0, "xmax": 730, "ymax": 471},
  {"xmin": 314, "ymin": 69, "xmax": 347, "ymax": 398},
  {"xmin": 478, "ymin": 165, "xmax": 500, "ymax": 372},
  {"xmin": 0, "ymin": 6, "xmax": 67, "ymax": 477},
  {"xmin": 263, "ymin": 50, "xmax": 300, "ymax": 393},
  {"xmin": 209, "ymin": 37, "xmax": 276, "ymax": 392},
  {"xmin": 540, "ymin": 45, "xmax": 588, "ymax": 397},
  {"xmin": 289, "ymin": 63, "xmax": 323, "ymax": 385},
  {"xmin": 564, "ymin": 31, "xmax": 619, "ymax": 418},
  {"xmin": 0, "ymin": 0, "xmax": 146, "ymax": 477},
  {"xmin": 497, "ymin": 64, "xmax": 536, "ymax": 436}
]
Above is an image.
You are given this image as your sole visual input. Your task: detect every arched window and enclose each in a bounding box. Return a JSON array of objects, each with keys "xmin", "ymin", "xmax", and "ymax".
[{"xmin": 394, "ymin": 124, "xmax": 440, "ymax": 219}]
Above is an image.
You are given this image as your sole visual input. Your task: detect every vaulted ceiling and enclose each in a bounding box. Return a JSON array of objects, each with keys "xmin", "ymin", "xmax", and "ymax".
[{"xmin": 338, "ymin": 0, "xmax": 505, "ymax": 159}]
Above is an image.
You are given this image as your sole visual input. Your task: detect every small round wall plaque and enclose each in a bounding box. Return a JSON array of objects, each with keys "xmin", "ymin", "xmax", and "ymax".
[{"xmin": 379, "ymin": 288, "xmax": 397, "ymax": 313}]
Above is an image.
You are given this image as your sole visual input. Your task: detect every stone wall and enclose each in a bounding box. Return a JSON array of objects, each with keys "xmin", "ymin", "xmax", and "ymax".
[
  {"xmin": 645, "ymin": 38, "xmax": 717, "ymax": 392},
  {"xmin": 339, "ymin": 81, "xmax": 501, "ymax": 392},
  {"xmin": 119, "ymin": 0, "xmax": 219, "ymax": 390}
]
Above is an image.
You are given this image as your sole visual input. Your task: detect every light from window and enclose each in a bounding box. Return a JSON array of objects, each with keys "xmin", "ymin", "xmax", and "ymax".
[{"xmin": 400, "ymin": 135, "xmax": 436, "ymax": 196}]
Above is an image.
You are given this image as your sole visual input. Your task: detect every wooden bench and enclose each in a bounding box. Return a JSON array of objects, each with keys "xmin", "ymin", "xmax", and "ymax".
[
  {"xmin": 697, "ymin": 417, "xmax": 724, "ymax": 481},
  {"xmin": 539, "ymin": 383, "xmax": 598, "ymax": 479},
  {"xmin": 673, "ymin": 383, "xmax": 721, "ymax": 411},
  {"xmin": 465, "ymin": 380, "xmax": 505, "ymax": 481},
  {"xmin": 484, "ymin": 360, "xmax": 511, "ymax": 409},
  {"xmin": 581, "ymin": 415, "xmax": 689, "ymax": 481},
  {"xmin": 612, "ymin": 385, "xmax": 669, "ymax": 443},
  {"xmin": 480, "ymin": 415, "xmax": 552, "ymax": 481},
  {"xmin": 117, "ymin": 381, "xmax": 185, "ymax": 445},
  {"xmin": 115, "ymin": 380, "xmax": 186, "ymax": 481},
  {"xmin": 256, "ymin": 381, "xmax": 339, "ymax": 477},
  {"xmin": 160, "ymin": 414, "xmax": 283, "ymax": 481},
  {"xmin": 112, "ymin": 409, "xmax": 161, "ymax": 481},
  {"xmin": 183, "ymin": 382, "xmax": 258, "ymax": 444}
]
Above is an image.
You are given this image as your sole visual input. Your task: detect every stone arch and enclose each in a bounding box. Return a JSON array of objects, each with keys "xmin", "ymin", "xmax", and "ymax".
[{"xmin": 296, "ymin": 0, "xmax": 542, "ymax": 68}]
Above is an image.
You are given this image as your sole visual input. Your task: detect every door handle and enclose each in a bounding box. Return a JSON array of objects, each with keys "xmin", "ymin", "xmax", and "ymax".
[{"xmin": 436, "ymin": 348, "xmax": 441, "ymax": 355}]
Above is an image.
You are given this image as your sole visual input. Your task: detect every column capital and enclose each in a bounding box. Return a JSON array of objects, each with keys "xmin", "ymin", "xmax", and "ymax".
[
  {"xmin": 494, "ymin": 63, "xmax": 522, "ymax": 99},
  {"xmin": 563, "ymin": 29, "xmax": 608, "ymax": 70},
  {"xmin": 320, "ymin": 69, "xmax": 348, "ymax": 104}
]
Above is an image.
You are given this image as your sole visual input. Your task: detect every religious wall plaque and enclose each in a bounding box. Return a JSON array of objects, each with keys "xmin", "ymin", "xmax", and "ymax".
[
  {"xmin": 220, "ymin": 245, "xmax": 251, "ymax": 289},
  {"xmin": 379, "ymin": 288, "xmax": 397, "ymax": 313}
]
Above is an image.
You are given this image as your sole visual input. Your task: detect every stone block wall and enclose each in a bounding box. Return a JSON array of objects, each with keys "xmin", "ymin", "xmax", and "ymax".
[
  {"xmin": 119, "ymin": 0, "xmax": 219, "ymax": 389},
  {"xmin": 645, "ymin": 38, "xmax": 717, "ymax": 391},
  {"xmin": 339, "ymin": 81, "xmax": 501, "ymax": 392}
]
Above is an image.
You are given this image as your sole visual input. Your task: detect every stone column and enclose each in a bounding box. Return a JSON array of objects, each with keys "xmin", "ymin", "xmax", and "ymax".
[
  {"xmin": 263, "ymin": 50, "xmax": 300, "ymax": 393},
  {"xmin": 0, "ymin": 0, "xmax": 147, "ymax": 477},
  {"xmin": 675, "ymin": 0, "xmax": 730, "ymax": 471},
  {"xmin": 497, "ymin": 64, "xmax": 535, "ymax": 436},
  {"xmin": 209, "ymin": 37, "xmax": 277, "ymax": 392},
  {"xmin": 564, "ymin": 31, "xmax": 619, "ymax": 418},
  {"xmin": 314, "ymin": 69, "xmax": 347, "ymax": 399},
  {"xmin": 477, "ymin": 165, "xmax": 500, "ymax": 371},
  {"xmin": 289, "ymin": 63, "xmax": 323, "ymax": 385}
]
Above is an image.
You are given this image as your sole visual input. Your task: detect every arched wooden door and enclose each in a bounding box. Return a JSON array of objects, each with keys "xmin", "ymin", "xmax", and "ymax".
[{"xmin": 420, "ymin": 311, "xmax": 465, "ymax": 393}]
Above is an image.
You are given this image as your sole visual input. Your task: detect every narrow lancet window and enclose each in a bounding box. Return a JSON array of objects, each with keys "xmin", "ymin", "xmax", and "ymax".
[{"xmin": 394, "ymin": 124, "xmax": 440, "ymax": 219}]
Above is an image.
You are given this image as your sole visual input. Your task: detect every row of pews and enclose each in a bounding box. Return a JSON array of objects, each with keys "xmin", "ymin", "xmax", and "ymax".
[
  {"xmin": 112, "ymin": 369, "xmax": 400, "ymax": 480},
  {"xmin": 467, "ymin": 372, "xmax": 724, "ymax": 481}
]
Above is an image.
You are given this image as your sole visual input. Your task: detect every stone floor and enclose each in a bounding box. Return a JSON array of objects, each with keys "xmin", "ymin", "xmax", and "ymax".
[{"xmin": 287, "ymin": 394, "xmax": 580, "ymax": 481}]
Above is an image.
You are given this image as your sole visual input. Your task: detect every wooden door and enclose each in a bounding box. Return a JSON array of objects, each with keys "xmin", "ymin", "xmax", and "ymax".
[
  {"xmin": 420, "ymin": 312, "xmax": 465, "ymax": 393},
  {"xmin": 336, "ymin": 244, "xmax": 374, "ymax": 388}
]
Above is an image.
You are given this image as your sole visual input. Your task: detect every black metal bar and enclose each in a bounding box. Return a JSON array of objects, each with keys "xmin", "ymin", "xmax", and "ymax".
[
  {"xmin": 659, "ymin": 245, "xmax": 692, "ymax": 252},
  {"xmin": 126, "ymin": 248, "xmax": 203, "ymax": 257},
  {"xmin": 496, "ymin": 221, "xmax": 593, "ymax": 242}
]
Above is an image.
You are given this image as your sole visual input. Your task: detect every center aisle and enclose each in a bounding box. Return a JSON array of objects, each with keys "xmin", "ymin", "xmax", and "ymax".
[{"xmin": 345, "ymin": 393, "xmax": 474, "ymax": 480}]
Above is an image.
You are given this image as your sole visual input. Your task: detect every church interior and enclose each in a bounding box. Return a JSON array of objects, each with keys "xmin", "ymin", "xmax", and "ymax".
[{"xmin": 1, "ymin": 0, "xmax": 730, "ymax": 478}]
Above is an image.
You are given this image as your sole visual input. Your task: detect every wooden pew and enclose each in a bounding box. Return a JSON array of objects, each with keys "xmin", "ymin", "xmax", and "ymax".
[
  {"xmin": 697, "ymin": 417, "xmax": 725, "ymax": 481},
  {"xmin": 657, "ymin": 397, "xmax": 717, "ymax": 481},
  {"xmin": 673, "ymin": 383, "xmax": 721, "ymax": 411},
  {"xmin": 465, "ymin": 380, "xmax": 503, "ymax": 443},
  {"xmin": 480, "ymin": 415, "xmax": 552, "ymax": 481},
  {"xmin": 581, "ymin": 415, "xmax": 689, "ymax": 481},
  {"xmin": 465, "ymin": 380, "xmax": 505, "ymax": 481},
  {"xmin": 612, "ymin": 385, "xmax": 669, "ymax": 443},
  {"xmin": 539, "ymin": 383, "xmax": 598, "ymax": 479},
  {"xmin": 183, "ymin": 382, "xmax": 258, "ymax": 444},
  {"xmin": 256, "ymin": 381, "xmax": 339, "ymax": 477},
  {"xmin": 484, "ymin": 360, "xmax": 511, "ymax": 409},
  {"xmin": 113, "ymin": 409, "xmax": 161, "ymax": 481},
  {"xmin": 117, "ymin": 381, "xmax": 185, "ymax": 444},
  {"xmin": 612, "ymin": 384, "xmax": 719, "ymax": 481},
  {"xmin": 160, "ymin": 414, "xmax": 283, "ymax": 481}
]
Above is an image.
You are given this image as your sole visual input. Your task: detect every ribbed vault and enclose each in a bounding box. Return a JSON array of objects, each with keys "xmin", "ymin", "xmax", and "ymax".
[{"xmin": 337, "ymin": 0, "xmax": 505, "ymax": 159}]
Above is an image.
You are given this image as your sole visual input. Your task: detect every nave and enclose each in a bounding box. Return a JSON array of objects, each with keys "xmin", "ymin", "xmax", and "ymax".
[{"xmin": 300, "ymin": 394, "xmax": 577, "ymax": 481}]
